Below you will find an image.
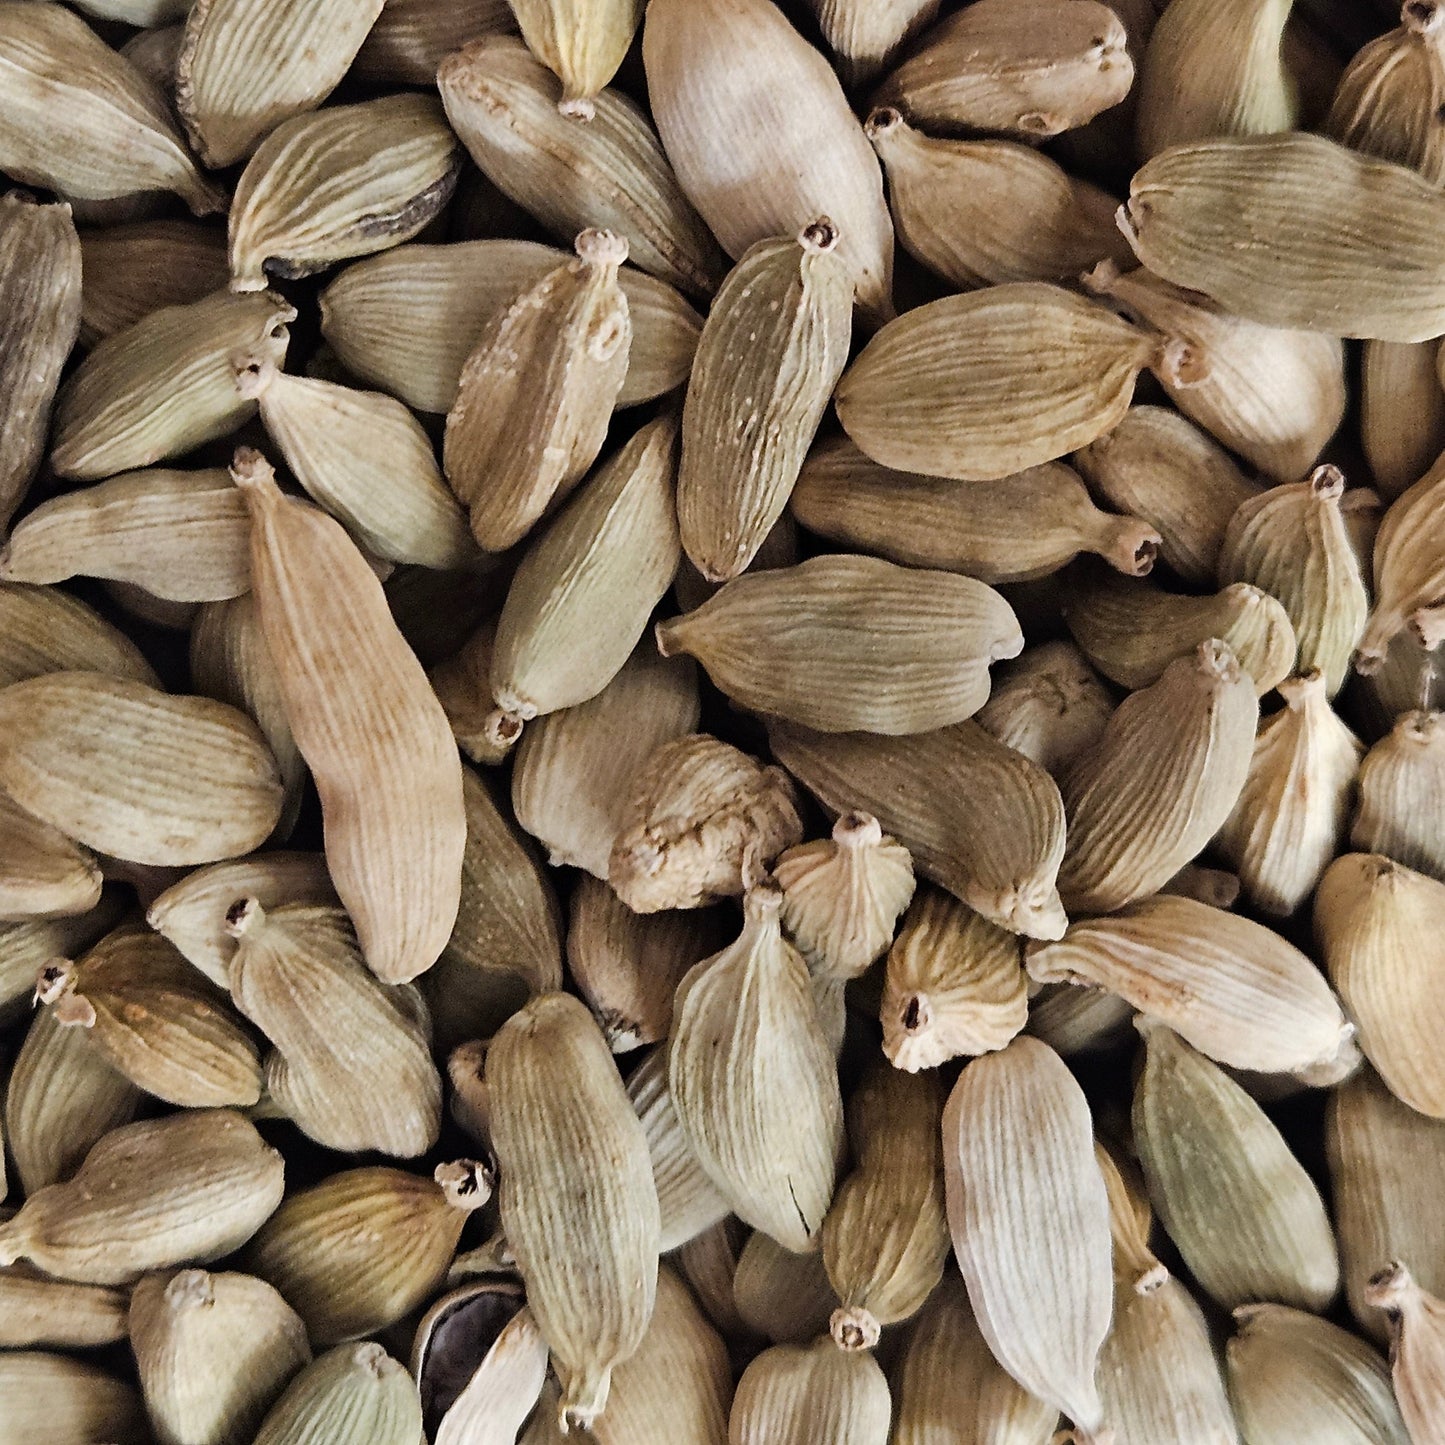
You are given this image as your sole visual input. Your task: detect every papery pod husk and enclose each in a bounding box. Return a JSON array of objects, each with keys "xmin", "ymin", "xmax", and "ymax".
[
  {"xmin": 881, "ymin": 886, "xmax": 1029, "ymax": 1072},
  {"xmin": 1365, "ymin": 1263, "xmax": 1445, "ymax": 1445},
  {"xmin": 247, "ymin": 1162, "xmax": 491, "ymax": 1346},
  {"xmin": 1216, "ymin": 671, "xmax": 1364, "ymax": 916},
  {"xmin": 1026, "ymin": 981, "xmax": 1137, "ymax": 1058},
  {"xmin": 240, "ymin": 358, "xmax": 476, "ymax": 570},
  {"xmin": 36, "ymin": 923, "xmax": 263, "ymax": 1108},
  {"xmin": 730, "ymin": 1335, "xmax": 892, "ymax": 1445},
  {"xmin": 0, "ymin": 467, "xmax": 250, "ymax": 603},
  {"xmin": 0, "ymin": 671, "xmax": 284, "ymax": 867},
  {"xmin": 809, "ymin": 0, "xmax": 940, "ymax": 85},
  {"xmin": 1358, "ymin": 451, "xmax": 1445, "ymax": 670},
  {"xmin": 319, "ymin": 238, "xmax": 700, "ymax": 414},
  {"xmin": 1218, "ymin": 465, "xmax": 1370, "ymax": 694},
  {"xmin": 567, "ymin": 874, "xmax": 727, "ymax": 1051},
  {"xmin": 667, "ymin": 883, "xmax": 844, "ymax": 1253},
  {"xmin": 176, "ymin": 0, "xmax": 386, "ymax": 169},
  {"xmin": 445, "ymin": 1038, "xmax": 491, "ymax": 1151},
  {"xmin": 487, "ymin": 992, "xmax": 660, "ymax": 1430},
  {"xmin": 0, "ymin": 1351, "xmax": 147, "ymax": 1445},
  {"xmin": 1026, "ymin": 893, "xmax": 1358, "ymax": 1079},
  {"xmin": 1226, "ymin": 1304, "xmax": 1411, "ymax": 1445},
  {"xmin": 942, "ymin": 1036, "xmax": 1113, "ymax": 1435},
  {"xmin": 835, "ymin": 282, "xmax": 1156, "ymax": 482},
  {"xmin": 733, "ymin": 1229, "xmax": 840, "ymax": 1345},
  {"xmin": 1352, "ymin": 709, "xmax": 1445, "ymax": 877},
  {"xmin": 229, "ymin": 94, "xmax": 462, "ymax": 291},
  {"xmin": 0, "ymin": 3, "xmax": 222, "ymax": 215},
  {"xmin": 128, "ymin": 1268, "xmax": 312, "ymax": 1445},
  {"xmin": 1316, "ymin": 852, "xmax": 1445, "ymax": 1118},
  {"xmin": 1362, "ymin": 338, "xmax": 1445, "ymax": 501},
  {"xmin": 228, "ymin": 899, "xmax": 443, "ymax": 1156},
  {"xmin": 865, "ymin": 108, "xmax": 1131, "ymax": 290},
  {"xmin": 425, "ymin": 1303, "xmax": 548, "ymax": 1445},
  {"xmin": 0, "ymin": 192, "xmax": 80, "ymax": 531},
  {"xmin": 491, "ymin": 412, "xmax": 679, "ymax": 720},
  {"xmin": 430, "ymin": 623, "xmax": 516, "ymax": 767},
  {"xmin": 444, "ymin": 229, "xmax": 631, "ymax": 552},
  {"xmin": 975, "ymin": 639, "xmax": 1115, "ymax": 778},
  {"xmin": 438, "ymin": 36, "xmax": 723, "ymax": 299},
  {"xmin": 1083, "ymin": 261, "xmax": 1346, "ymax": 482},
  {"xmin": 0, "ymin": 1109, "xmax": 284, "ymax": 1285},
  {"xmin": 677, "ymin": 223, "xmax": 853, "ymax": 582},
  {"xmin": 0, "ymin": 789, "xmax": 102, "ymax": 923},
  {"xmin": 252, "ymin": 1343, "xmax": 424, "ymax": 1445},
  {"xmin": 792, "ymin": 436, "xmax": 1159, "ymax": 586},
  {"xmin": 890, "ymin": 1271, "xmax": 1060, "ymax": 1445},
  {"xmin": 1120, "ymin": 131, "xmax": 1445, "ymax": 342},
  {"xmin": 1062, "ymin": 570, "xmax": 1296, "ymax": 696},
  {"xmin": 660, "ymin": 553, "xmax": 1022, "ymax": 734},
  {"xmin": 1133, "ymin": 1019, "xmax": 1341, "ymax": 1313},
  {"xmin": 352, "ymin": 0, "xmax": 514, "ymax": 84},
  {"xmin": 1074, "ymin": 403, "xmax": 1262, "ymax": 586},
  {"xmin": 769, "ymin": 718, "xmax": 1068, "ymax": 940},
  {"xmin": 822, "ymin": 1062, "xmax": 948, "ymax": 1349},
  {"xmin": 872, "ymin": 0, "xmax": 1133, "ymax": 136},
  {"xmin": 409, "ymin": 1277, "xmax": 524, "ymax": 1437},
  {"xmin": 1057, "ymin": 639, "xmax": 1259, "ymax": 913},
  {"xmin": 235, "ymin": 448, "xmax": 466, "ymax": 984},
  {"xmin": 51, "ymin": 289, "xmax": 294, "ymax": 481},
  {"xmin": 0, "ymin": 580, "xmax": 158, "ymax": 692},
  {"xmin": 1328, "ymin": 1067, "xmax": 1445, "ymax": 1345},
  {"xmin": 0, "ymin": 1265, "xmax": 128, "ymax": 1348},
  {"xmin": 608, "ymin": 733, "xmax": 802, "ymax": 913}
]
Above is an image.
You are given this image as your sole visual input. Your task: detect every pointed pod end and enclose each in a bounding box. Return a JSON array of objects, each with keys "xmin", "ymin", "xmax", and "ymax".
[
  {"xmin": 799, "ymin": 216, "xmax": 841, "ymax": 255},
  {"xmin": 559, "ymin": 1364, "xmax": 611, "ymax": 1434},
  {"xmin": 557, "ymin": 94, "xmax": 597, "ymax": 122},
  {"xmin": 1364, "ymin": 1260, "xmax": 1417, "ymax": 1314},
  {"xmin": 232, "ymin": 350, "xmax": 278, "ymax": 400},
  {"xmin": 1308, "ymin": 463, "xmax": 1347, "ymax": 502},
  {"xmin": 863, "ymin": 106, "xmax": 904, "ymax": 145},
  {"xmin": 833, "ymin": 811, "xmax": 883, "ymax": 849},
  {"xmin": 224, "ymin": 895, "xmax": 265, "ymax": 940},
  {"xmin": 33, "ymin": 958, "xmax": 78, "ymax": 1009},
  {"xmin": 435, "ymin": 1157, "xmax": 496, "ymax": 1212},
  {"xmin": 229, "ymin": 447, "xmax": 281, "ymax": 507},
  {"xmin": 574, "ymin": 228, "xmax": 629, "ymax": 269},
  {"xmin": 830, "ymin": 1305, "xmax": 881, "ymax": 1352}
]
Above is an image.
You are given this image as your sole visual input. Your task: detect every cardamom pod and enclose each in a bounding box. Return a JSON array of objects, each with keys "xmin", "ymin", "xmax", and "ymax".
[
  {"xmin": 809, "ymin": 0, "xmax": 940, "ymax": 85},
  {"xmin": 251, "ymin": 1343, "xmax": 424, "ymax": 1445},
  {"xmin": 733, "ymin": 1230, "xmax": 839, "ymax": 1345},
  {"xmin": 505, "ymin": 0, "xmax": 640, "ymax": 113},
  {"xmin": 1351, "ymin": 709, "xmax": 1445, "ymax": 878},
  {"xmin": 730, "ymin": 1336, "xmax": 892, "ymax": 1445},
  {"xmin": 1027, "ymin": 981, "xmax": 1138, "ymax": 1059},
  {"xmin": 1358, "ymin": 451, "xmax": 1445, "ymax": 669},
  {"xmin": 1365, "ymin": 1262, "xmax": 1445, "ymax": 1443},
  {"xmin": 427, "ymin": 1303, "xmax": 549, "ymax": 1445},
  {"xmin": 0, "ymin": 580, "xmax": 157, "ymax": 691},
  {"xmin": 1362, "ymin": 338, "xmax": 1445, "ymax": 500},
  {"xmin": 0, "ymin": 791, "xmax": 101, "ymax": 924},
  {"xmin": 976, "ymin": 640, "xmax": 1115, "ymax": 777},
  {"xmin": 353, "ymin": 0, "xmax": 514, "ymax": 84},
  {"xmin": 0, "ymin": 1266, "xmax": 128, "ymax": 1350},
  {"xmin": 0, "ymin": 1351, "xmax": 146, "ymax": 1445},
  {"xmin": 676, "ymin": 1217, "xmax": 751, "ymax": 1342},
  {"xmin": 430, "ymin": 622, "xmax": 517, "ymax": 768}
]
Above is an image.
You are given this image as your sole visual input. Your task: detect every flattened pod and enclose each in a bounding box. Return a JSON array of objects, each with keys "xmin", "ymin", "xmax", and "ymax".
[
  {"xmin": 0, "ymin": 581, "xmax": 157, "ymax": 690},
  {"xmin": 976, "ymin": 639, "xmax": 1114, "ymax": 777},
  {"xmin": 0, "ymin": 1110, "xmax": 285, "ymax": 1285},
  {"xmin": 229, "ymin": 94, "xmax": 462, "ymax": 291},
  {"xmin": 1366, "ymin": 1263, "xmax": 1445, "ymax": 1444},
  {"xmin": 0, "ymin": 193, "xmax": 80, "ymax": 531},
  {"xmin": 808, "ymin": 0, "xmax": 940, "ymax": 85},
  {"xmin": 234, "ymin": 448, "xmax": 466, "ymax": 984},
  {"xmin": 0, "ymin": 790, "xmax": 102, "ymax": 923},
  {"xmin": 667, "ymin": 884, "xmax": 844, "ymax": 1253},
  {"xmin": 0, "ymin": 1352, "xmax": 146, "ymax": 1445},
  {"xmin": 942, "ymin": 1036, "xmax": 1113, "ymax": 1435},
  {"xmin": 444, "ymin": 229, "xmax": 631, "ymax": 552},
  {"xmin": 0, "ymin": 672, "xmax": 283, "ymax": 867},
  {"xmin": 252, "ymin": 1343, "xmax": 424, "ymax": 1445},
  {"xmin": 835, "ymin": 283, "xmax": 1156, "ymax": 481},
  {"xmin": 768, "ymin": 718, "xmax": 1068, "ymax": 940},
  {"xmin": 176, "ymin": 0, "xmax": 386, "ymax": 168},
  {"xmin": 1352, "ymin": 709, "xmax": 1445, "ymax": 879},
  {"xmin": 51, "ymin": 289, "xmax": 294, "ymax": 482},
  {"xmin": 0, "ymin": 3, "xmax": 223, "ymax": 215},
  {"xmin": 1121, "ymin": 132, "xmax": 1445, "ymax": 342},
  {"xmin": 1058, "ymin": 640, "xmax": 1259, "ymax": 915},
  {"xmin": 643, "ymin": 0, "xmax": 893, "ymax": 320},
  {"xmin": 1358, "ymin": 453, "xmax": 1445, "ymax": 669},
  {"xmin": 678, "ymin": 223, "xmax": 853, "ymax": 581},
  {"xmin": 488, "ymin": 992, "xmax": 660, "ymax": 1430},
  {"xmin": 1362, "ymin": 339, "xmax": 1445, "ymax": 501},
  {"xmin": 730, "ymin": 1337, "xmax": 891, "ymax": 1445}
]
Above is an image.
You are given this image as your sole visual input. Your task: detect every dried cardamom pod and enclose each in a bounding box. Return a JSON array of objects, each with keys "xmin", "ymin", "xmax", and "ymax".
[
  {"xmin": 676, "ymin": 1217, "xmax": 751, "ymax": 1342},
  {"xmin": 609, "ymin": 734, "xmax": 802, "ymax": 913},
  {"xmin": 176, "ymin": 0, "xmax": 386, "ymax": 168},
  {"xmin": 409, "ymin": 1279, "xmax": 527, "ymax": 1442},
  {"xmin": 769, "ymin": 718, "xmax": 1068, "ymax": 940},
  {"xmin": 425, "ymin": 1303, "xmax": 548, "ymax": 1445},
  {"xmin": 836, "ymin": 282, "xmax": 1156, "ymax": 482},
  {"xmin": 733, "ymin": 1229, "xmax": 839, "ymax": 1345},
  {"xmin": 0, "ymin": 1266, "xmax": 128, "ymax": 1349},
  {"xmin": 504, "ymin": 0, "xmax": 639, "ymax": 113},
  {"xmin": 1058, "ymin": 639, "xmax": 1258, "ymax": 913},
  {"xmin": 236, "ymin": 448, "xmax": 466, "ymax": 984},
  {"xmin": 643, "ymin": 0, "xmax": 893, "ymax": 319},
  {"xmin": 730, "ymin": 1336, "xmax": 892, "ymax": 1445},
  {"xmin": 0, "ymin": 791, "xmax": 101, "ymax": 924},
  {"xmin": 668, "ymin": 882, "xmax": 844, "ymax": 1252},
  {"xmin": 353, "ymin": 0, "xmax": 514, "ymax": 85},
  {"xmin": 1358, "ymin": 452, "xmax": 1445, "ymax": 669},
  {"xmin": 488, "ymin": 992, "xmax": 660, "ymax": 1429},
  {"xmin": 1362, "ymin": 338, "xmax": 1445, "ymax": 501},
  {"xmin": 881, "ymin": 886, "xmax": 1029, "ymax": 1071},
  {"xmin": 809, "ymin": 0, "xmax": 940, "ymax": 85},
  {"xmin": 0, "ymin": 1110, "xmax": 284, "ymax": 1284},
  {"xmin": 1074, "ymin": 404, "xmax": 1262, "ymax": 587},
  {"xmin": 0, "ymin": 580, "xmax": 158, "ymax": 691},
  {"xmin": 1352, "ymin": 709, "xmax": 1445, "ymax": 878},
  {"xmin": 51, "ymin": 289, "xmax": 293, "ymax": 481},
  {"xmin": 1027, "ymin": 894, "xmax": 1358, "ymax": 1079},
  {"xmin": 942, "ymin": 1036, "xmax": 1113, "ymax": 1436},
  {"xmin": 0, "ymin": 1351, "xmax": 146, "ymax": 1445},
  {"xmin": 1027, "ymin": 981, "xmax": 1138, "ymax": 1059},
  {"xmin": 252, "ymin": 1343, "xmax": 424, "ymax": 1445},
  {"xmin": 444, "ymin": 229, "xmax": 631, "ymax": 552},
  {"xmin": 430, "ymin": 623, "xmax": 516, "ymax": 768},
  {"xmin": 128, "ymin": 1268, "xmax": 311, "ymax": 1445},
  {"xmin": 976, "ymin": 640, "xmax": 1115, "ymax": 778},
  {"xmin": 1217, "ymin": 671, "xmax": 1364, "ymax": 915},
  {"xmin": 1365, "ymin": 1262, "xmax": 1445, "ymax": 1443}
]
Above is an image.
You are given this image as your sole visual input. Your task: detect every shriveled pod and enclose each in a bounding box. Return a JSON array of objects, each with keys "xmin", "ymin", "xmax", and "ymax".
[
  {"xmin": 873, "ymin": 0, "xmax": 1133, "ymax": 137},
  {"xmin": 866, "ymin": 108, "xmax": 1131, "ymax": 290},
  {"xmin": 808, "ymin": 0, "xmax": 940, "ymax": 85},
  {"xmin": 252, "ymin": 1343, "xmax": 423, "ymax": 1445},
  {"xmin": 729, "ymin": 1336, "xmax": 892, "ymax": 1445},
  {"xmin": 1217, "ymin": 671, "xmax": 1364, "ymax": 916},
  {"xmin": 1352, "ymin": 709, "xmax": 1445, "ymax": 878},
  {"xmin": 1362, "ymin": 339, "xmax": 1445, "ymax": 500},
  {"xmin": 792, "ymin": 437, "xmax": 1159, "ymax": 586},
  {"xmin": 0, "ymin": 1352, "xmax": 146, "ymax": 1445},
  {"xmin": 1083, "ymin": 260, "xmax": 1346, "ymax": 482},
  {"xmin": 1074, "ymin": 404, "xmax": 1262, "ymax": 586},
  {"xmin": 176, "ymin": 0, "xmax": 385, "ymax": 168},
  {"xmin": 643, "ymin": 0, "xmax": 893, "ymax": 320},
  {"xmin": 1058, "ymin": 640, "xmax": 1259, "ymax": 914},
  {"xmin": 235, "ymin": 448, "xmax": 466, "ymax": 985},
  {"xmin": 0, "ymin": 791, "xmax": 102, "ymax": 924},
  {"xmin": 1358, "ymin": 451, "xmax": 1445, "ymax": 669},
  {"xmin": 732, "ymin": 1231, "xmax": 839, "ymax": 1345},
  {"xmin": 352, "ymin": 0, "xmax": 515, "ymax": 84},
  {"xmin": 0, "ymin": 1267, "xmax": 130, "ymax": 1350},
  {"xmin": 835, "ymin": 282, "xmax": 1157, "ymax": 482}
]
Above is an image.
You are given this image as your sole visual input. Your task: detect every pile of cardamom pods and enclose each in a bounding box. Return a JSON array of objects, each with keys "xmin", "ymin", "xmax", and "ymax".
[{"xmin": 2, "ymin": 0, "xmax": 1445, "ymax": 1439}]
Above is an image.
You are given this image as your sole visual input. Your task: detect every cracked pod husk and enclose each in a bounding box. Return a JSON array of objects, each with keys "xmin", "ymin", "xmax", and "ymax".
[
  {"xmin": 1358, "ymin": 450, "xmax": 1445, "ymax": 670},
  {"xmin": 732, "ymin": 1229, "xmax": 839, "ymax": 1345},
  {"xmin": 0, "ymin": 790, "xmax": 101, "ymax": 924},
  {"xmin": 251, "ymin": 1343, "xmax": 424, "ymax": 1445},
  {"xmin": 809, "ymin": 0, "xmax": 939, "ymax": 85},
  {"xmin": 487, "ymin": 992, "xmax": 660, "ymax": 1430},
  {"xmin": 1362, "ymin": 338, "xmax": 1445, "ymax": 501},
  {"xmin": 976, "ymin": 640, "xmax": 1115, "ymax": 778},
  {"xmin": 425, "ymin": 1303, "xmax": 548, "ymax": 1445},
  {"xmin": 1365, "ymin": 1263, "xmax": 1445, "ymax": 1445},
  {"xmin": 1352, "ymin": 709, "xmax": 1445, "ymax": 878},
  {"xmin": 730, "ymin": 1336, "xmax": 892, "ymax": 1445},
  {"xmin": 0, "ymin": 1351, "xmax": 146, "ymax": 1445}
]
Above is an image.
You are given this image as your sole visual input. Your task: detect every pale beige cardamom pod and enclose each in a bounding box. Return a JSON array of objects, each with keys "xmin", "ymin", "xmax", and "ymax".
[
  {"xmin": 0, "ymin": 1351, "xmax": 147, "ymax": 1445},
  {"xmin": 352, "ymin": 0, "xmax": 514, "ymax": 85},
  {"xmin": 1364, "ymin": 1262, "xmax": 1445, "ymax": 1444},
  {"xmin": 408, "ymin": 1279, "xmax": 525, "ymax": 1438},
  {"xmin": 808, "ymin": 0, "xmax": 940, "ymax": 85},
  {"xmin": 733, "ymin": 1230, "xmax": 839, "ymax": 1345},
  {"xmin": 0, "ymin": 580, "xmax": 157, "ymax": 691},
  {"xmin": 729, "ymin": 1335, "xmax": 892, "ymax": 1445},
  {"xmin": 251, "ymin": 1343, "xmax": 424, "ymax": 1445},
  {"xmin": 0, "ymin": 1266, "xmax": 129, "ymax": 1350},
  {"xmin": 505, "ymin": 0, "xmax": 640, "ymax": 112},
  {"xmin": 1352, "ymin": 709, "xmax": 1445, "ymax": 878},
  {"xmin": 430, "ymin": 622, "xmax": 519, "ymax": 767},
  {"xmin": 0, "ymin": 790, "xmax": 102, "ymax": 924},
  {"xmin": 1358, "ymin": 451, "xmax": 1445, "ymax": 669},
  {"xmin": 1026, "ymin": 982, "xmax": 1138, "ymax": 1059},
  {"xmin": 1362, "ymin": 338, "xmax": 1445, "ymax": 501}
]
